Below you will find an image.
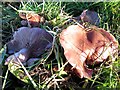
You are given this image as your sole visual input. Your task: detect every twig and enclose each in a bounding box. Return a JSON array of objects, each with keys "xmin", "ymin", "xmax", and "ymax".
[
  {"xmin": 2, "ymin": 69, "xmax": 9, "ymax": 90},
  {"xmin": 14, "ymin": 54, "xmax": 38, "ymax": 89},
  {"xmin": 8, "ymin": 4, "xmax": 18, "ymax": 12}
]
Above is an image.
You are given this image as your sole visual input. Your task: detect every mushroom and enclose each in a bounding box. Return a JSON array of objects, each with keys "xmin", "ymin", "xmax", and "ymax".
[
  {"xmin": 74, "ymin": 10, "xmax": 100, "ymax": 26},
  {"xmin": 60, "ymin": 25, "xmax": 118, "ymax": 78},
  {"xmin": 5, "ymin": 27, "xmax": 53, "ymax": 65},
  {"xmin": 19, "ymin": 11, "xmax": 45, "ymax": 27},
  {"xmin": 80, "ymin": 10, "xmax": 100, "ymax": 26}
]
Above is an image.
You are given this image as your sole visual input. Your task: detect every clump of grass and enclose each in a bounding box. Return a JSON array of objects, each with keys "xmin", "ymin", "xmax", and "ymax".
[
  {"xmin": 95, "ymin": 2, "xmax": 120, "ymax": 42},
  {"xmin": 64, "ymin": 2, "xmax": 93, "ymax": 16},
  {"xmin": 19, "ymin": 1, "xmax": 67, "ymax": 24}
]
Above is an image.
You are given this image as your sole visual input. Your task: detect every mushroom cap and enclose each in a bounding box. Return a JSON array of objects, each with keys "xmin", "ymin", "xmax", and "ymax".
[
  {"xmin": 60, "ymin": 25, "xmax": 118, "ymax": 78},
  {"xmin": 19, "ymin": 12, "xmax": 45, "ymax": 27},
  {"xmin": 80, "ymin": 10, "xmax": 100, "ymax": 26},
  {"xmin": 7, "ymin": 27, "xmax": 53, "ymax": 58}
]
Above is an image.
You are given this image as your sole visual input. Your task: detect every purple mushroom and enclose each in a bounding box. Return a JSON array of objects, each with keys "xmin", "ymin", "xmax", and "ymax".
[
  {"xmin": 5, "ymin": 27, "xmax": 53, "ymax": 65},
  {"xmin": 80, "ymin": 9, "xmax": 100, "ymax": 26}
]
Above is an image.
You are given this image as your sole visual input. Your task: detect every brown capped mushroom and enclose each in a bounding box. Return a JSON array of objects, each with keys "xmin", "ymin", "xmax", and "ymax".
[
  {"xmin": 5, "ymin": 27, "xmax": 53, "ymax": 65},
  {"xmin": 60, "ymin": 25, "xmax": 118, "ymax": 78},
  {"xmin": 19, "ymin": 11, "xmax": 45, "ymax": 27}
]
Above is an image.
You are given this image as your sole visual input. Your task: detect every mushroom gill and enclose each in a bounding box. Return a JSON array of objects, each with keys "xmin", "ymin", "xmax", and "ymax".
[
  {"xmin": 5, "ymin": 27, "xmax": 53, "ymax": 65},
  {"xmin": 60, "ymin": 25, "xmax": 118, "ymax": 79}
]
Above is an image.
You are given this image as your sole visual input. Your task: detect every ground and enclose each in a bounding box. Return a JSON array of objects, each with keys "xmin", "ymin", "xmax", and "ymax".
[{"xmin": 1, "ymin": 1, "xmax": 120, "ymax": 90}]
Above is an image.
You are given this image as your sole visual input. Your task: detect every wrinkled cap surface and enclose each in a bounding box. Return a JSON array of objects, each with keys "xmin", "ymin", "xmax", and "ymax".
[{"xmin": 60, "ymin": 25, "xmax": 118, "ymax": 78}]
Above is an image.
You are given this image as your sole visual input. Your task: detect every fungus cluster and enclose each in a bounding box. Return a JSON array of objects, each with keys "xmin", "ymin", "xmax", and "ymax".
[{"xmin": 5, "ymin": 10, "xmax": 118, "ymax": 79}]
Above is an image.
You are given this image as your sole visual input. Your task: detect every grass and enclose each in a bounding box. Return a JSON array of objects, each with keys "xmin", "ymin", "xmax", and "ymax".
[{"xmin": 1, "ymin": 1, "xmax": 120, "ymax": 90}]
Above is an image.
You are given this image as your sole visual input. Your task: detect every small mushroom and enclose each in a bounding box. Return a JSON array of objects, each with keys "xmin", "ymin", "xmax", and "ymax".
[
  {"xmin": 80, "ymin": 10, "xmax": 100, "ymax": 26},
  {"xmin": 5, "ymin": 27, "xmax": 53, "ymax": 65},
  {"xmin": 60, "ymin": 25, "xmax": 118, "ymax": 78},
  {"xmin": 19, "ymin": 11, "xmax": 45, "ymax": 27},
  {"xmin": 74, "ymin": 10, "xmax": 100, "ymax": 26}
]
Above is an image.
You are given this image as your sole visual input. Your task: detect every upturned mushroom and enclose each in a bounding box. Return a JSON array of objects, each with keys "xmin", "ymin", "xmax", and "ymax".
[
  {"xmin": 5, "ymin": 27, "xmax": 53, "ymax": 65},
  {"xmin": 60, "ymin": 25, "xmax": 118, "ymax": 78}
]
